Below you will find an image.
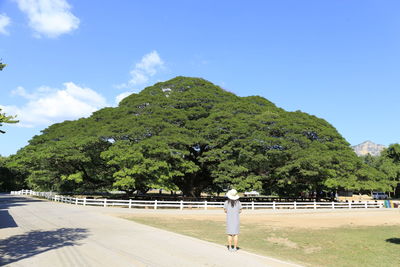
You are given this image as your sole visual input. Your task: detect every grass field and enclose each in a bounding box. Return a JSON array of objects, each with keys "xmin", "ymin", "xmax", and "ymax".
[{"xmin": 124, "ymin": 212, "xmax": 400, "ymax": 267}]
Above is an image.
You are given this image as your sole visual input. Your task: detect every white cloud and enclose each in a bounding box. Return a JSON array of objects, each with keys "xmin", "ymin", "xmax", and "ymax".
[
  {"xmin": 135, "ymin": 51, "xmax": 164, "ymax": 76},
  {"xmin": 115, "ymin": 91, "xmax": 135, "ymax": 104},
  {"xmin": 14, "ymin": 0, "xmax": 80, "ymax": 38},
  {"xmin": 11, "ymin": 86, "xmax": 35, "ymax": 99},
  {"xmin": 119, "ymin": 51, "xmax": 164, "ymax": 88},
  {"xmin": 3, "ymin": 82, "xmax": 107, "ymax": 127},
  {"xmin": 0, "ymin": 13, "xmax": 11, "ymax": 35},
  {"xmin": 128, "ymin": 70, "xmax": 149, "ymax": 85}
]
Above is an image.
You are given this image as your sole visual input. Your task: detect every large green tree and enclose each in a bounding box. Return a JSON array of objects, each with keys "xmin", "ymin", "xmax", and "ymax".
[{"xmin": 9, "ymin": 76, "xmax": 373, "ymax": 196}]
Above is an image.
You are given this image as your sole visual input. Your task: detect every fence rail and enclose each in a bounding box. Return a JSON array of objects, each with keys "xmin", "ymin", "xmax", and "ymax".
[{"xmin": 10, "ymin": 189, "xmax": 387, "ymax": 210}]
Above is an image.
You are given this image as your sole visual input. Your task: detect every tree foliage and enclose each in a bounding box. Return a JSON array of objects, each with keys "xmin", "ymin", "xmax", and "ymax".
[
  {"xmin": 4, "ymin": 76, "xmax": 390, "ymax": 196},
  {"xmin": 361, "ymin": 144, "xmax": 400, "ymax": 195},
  {"xmin": 0, "ymin": 108, "xmax": 18, "ymax": 134},
  {"xmin": 1, "ymin": 61, "xmax": 19, "ymax": 134}
]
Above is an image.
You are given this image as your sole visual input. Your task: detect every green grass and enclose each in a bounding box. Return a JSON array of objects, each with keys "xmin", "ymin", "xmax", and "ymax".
[{"xmin": 126, "ymin": 216, "xmax": 400, "ymax": 267}]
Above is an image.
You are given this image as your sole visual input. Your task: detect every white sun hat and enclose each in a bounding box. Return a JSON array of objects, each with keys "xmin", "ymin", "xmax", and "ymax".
[{"xmin": 226, "ymin": 189, "xmax": 240, "ymax": 200}]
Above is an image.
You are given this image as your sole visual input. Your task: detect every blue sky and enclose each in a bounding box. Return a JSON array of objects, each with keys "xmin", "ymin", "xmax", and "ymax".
[{"xmin": 1, "ymin": 0, "xmax": 400, "ymax": 156}]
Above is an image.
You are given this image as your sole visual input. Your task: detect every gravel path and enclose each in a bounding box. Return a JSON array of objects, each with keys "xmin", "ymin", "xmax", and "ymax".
[{"xmin": 0, "ymin": 194, "xmax": 301, "ymax": 267}]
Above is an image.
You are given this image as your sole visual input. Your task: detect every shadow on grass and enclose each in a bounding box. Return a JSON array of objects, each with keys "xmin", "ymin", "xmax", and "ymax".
[
  {"xmin": 386, "ymin": 238, "xmax": 400, "ymax": 245},
  {"xmin": 386, "ymin": 238, "xmax": 400, "ymax": 244},
  {"xmin": 0, "ymin": 228, "xmax": 89, "ymax": 265}
]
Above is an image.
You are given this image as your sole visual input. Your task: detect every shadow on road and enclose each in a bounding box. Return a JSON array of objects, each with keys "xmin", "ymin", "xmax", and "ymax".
[
  {"xmin": 0, "ymin": 210, "xmax": 18, "ymax": 229},
  {"xmin": 0, "ymin": 228, "xmax": 89, "ymax": 266},
  {"xmin": 0, "ymin": 194, "xmax": 44, "ymax": 210},
  {"xmin": 0, "ymin": 194, "xmax": 46, "ymax": 229},
  {"xmin": 386, "ymin": 238, "xmax": 400, "ymax": 244}
]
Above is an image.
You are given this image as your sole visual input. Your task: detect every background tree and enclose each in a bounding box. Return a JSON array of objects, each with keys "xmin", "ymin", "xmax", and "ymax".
[
  {"xmin": 1, "ymin": 61, "xmax": 18, "ymax": 133},
  {"xmin": 362, "ymin": 145, "xmax": 400, "ymax": 196}
]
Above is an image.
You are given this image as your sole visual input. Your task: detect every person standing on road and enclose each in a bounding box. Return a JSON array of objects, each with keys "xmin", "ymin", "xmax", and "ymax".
[{"xmin": 224, "ymin": 189, "xmax": 242, "ymax": 252}]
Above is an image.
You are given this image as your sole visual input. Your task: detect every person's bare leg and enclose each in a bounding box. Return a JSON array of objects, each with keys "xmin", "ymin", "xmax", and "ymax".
[
  {"xmin": 227, "ymin": 235, "xmax": 232, "ymax": 249},
  {"xmin": 233, "ymin": 235, "xmax": 238, "ymax": 249}
]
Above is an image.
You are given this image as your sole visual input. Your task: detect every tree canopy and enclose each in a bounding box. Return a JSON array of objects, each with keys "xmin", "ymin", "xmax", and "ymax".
[{"xmin": 2, "ymin": 76, "xmax": 392, "ymax": 196}]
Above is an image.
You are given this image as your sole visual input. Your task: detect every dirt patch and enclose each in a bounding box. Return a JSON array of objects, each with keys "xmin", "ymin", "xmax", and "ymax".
[
  {"xmin": 266, "ymin": 237, "xmax": 299, "ymax": 248},
  {"xmin": 303, "ymin": 246, "xmax": 322, "ymax": 254},
  {"xmin": 123, "ymin": 209, "xmax": 400, "ymax": 229},
  {"xmin": 243, "ymin": 210, "xmax": 400, "ymax": 228}
]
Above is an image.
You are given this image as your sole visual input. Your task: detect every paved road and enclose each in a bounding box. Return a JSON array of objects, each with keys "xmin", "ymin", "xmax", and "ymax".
[{"xmin": 0, "ymin": 194, "xmax": 302, "ymax": 267}]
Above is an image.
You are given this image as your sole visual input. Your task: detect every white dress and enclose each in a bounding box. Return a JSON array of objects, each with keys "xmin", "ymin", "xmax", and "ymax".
[{"xmin": 224, "ymin": 200, "xmax": 242, "ymax": 235}]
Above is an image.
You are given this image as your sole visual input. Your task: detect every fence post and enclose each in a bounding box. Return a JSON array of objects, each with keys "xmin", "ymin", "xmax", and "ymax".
[
  {"xmin": 365, "ymin": 201, "xmax": 368, "ymax": 209},
  {"xmin": 75, "ymin": 198, "xmax": 78, "ymax": 205},
  {"xmin": 104, "ymin": 198, "xmax": 107, "ymax": 207},
  {"xmin": 332, "ymin": 201, "xmax": 335, "ymax": 209},
  {"xmin": 204, "ymin": 200, "xmax": 208, "ymax": 210},
  {"xmin": 251, "ymin": 201, "xmax": 254, "ymax": 210},
  {"xmin": 349, "ymin": 201, "xmax": 352, "ymax": 209},
  {"xmin": 180, "ymin": 200, "xmax": 183, "ymax": 210},
  {"xmin": 314, "ymin": 200, "xmax": 317, "ymax": 210},
  {"xmin": 129, "ymin": 199, "xmax": 132, "ymax": 209},
  {"xmin": 154, "ymin": 200, "xmax": 158, "ymax": 210},
  {"xmin": 273, "ymin": 201, "xmax": 276, "ymax": 210},
  {"xmin": 83, "ymin": 198, "xmax": 86, "ymax": 206},
  {"xmin": 294, "ymin": 201, "xmax": 297, "ymax": 210}
]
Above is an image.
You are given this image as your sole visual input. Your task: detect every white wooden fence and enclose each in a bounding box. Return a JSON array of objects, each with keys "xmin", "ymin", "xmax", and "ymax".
[{"xmin": 11, "ymin": 189, "xmax": 385, "ymax": 210}]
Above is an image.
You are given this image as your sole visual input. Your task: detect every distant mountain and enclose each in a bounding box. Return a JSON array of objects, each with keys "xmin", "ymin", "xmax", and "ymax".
[{"xmin": 352, "ymin": 141, "xmax": 386, "ymax": 156}]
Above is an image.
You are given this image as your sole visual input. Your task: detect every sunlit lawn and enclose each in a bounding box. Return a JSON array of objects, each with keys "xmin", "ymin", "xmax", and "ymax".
[{"xmin": 126, "ymin": 215, "xmax": 400, "ymax": 267}]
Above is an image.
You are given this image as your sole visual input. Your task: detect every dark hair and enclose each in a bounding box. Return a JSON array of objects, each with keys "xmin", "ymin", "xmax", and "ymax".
[{"xmin": 228, "ymin": 199, "xmax": 238, "ymax": 208}]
